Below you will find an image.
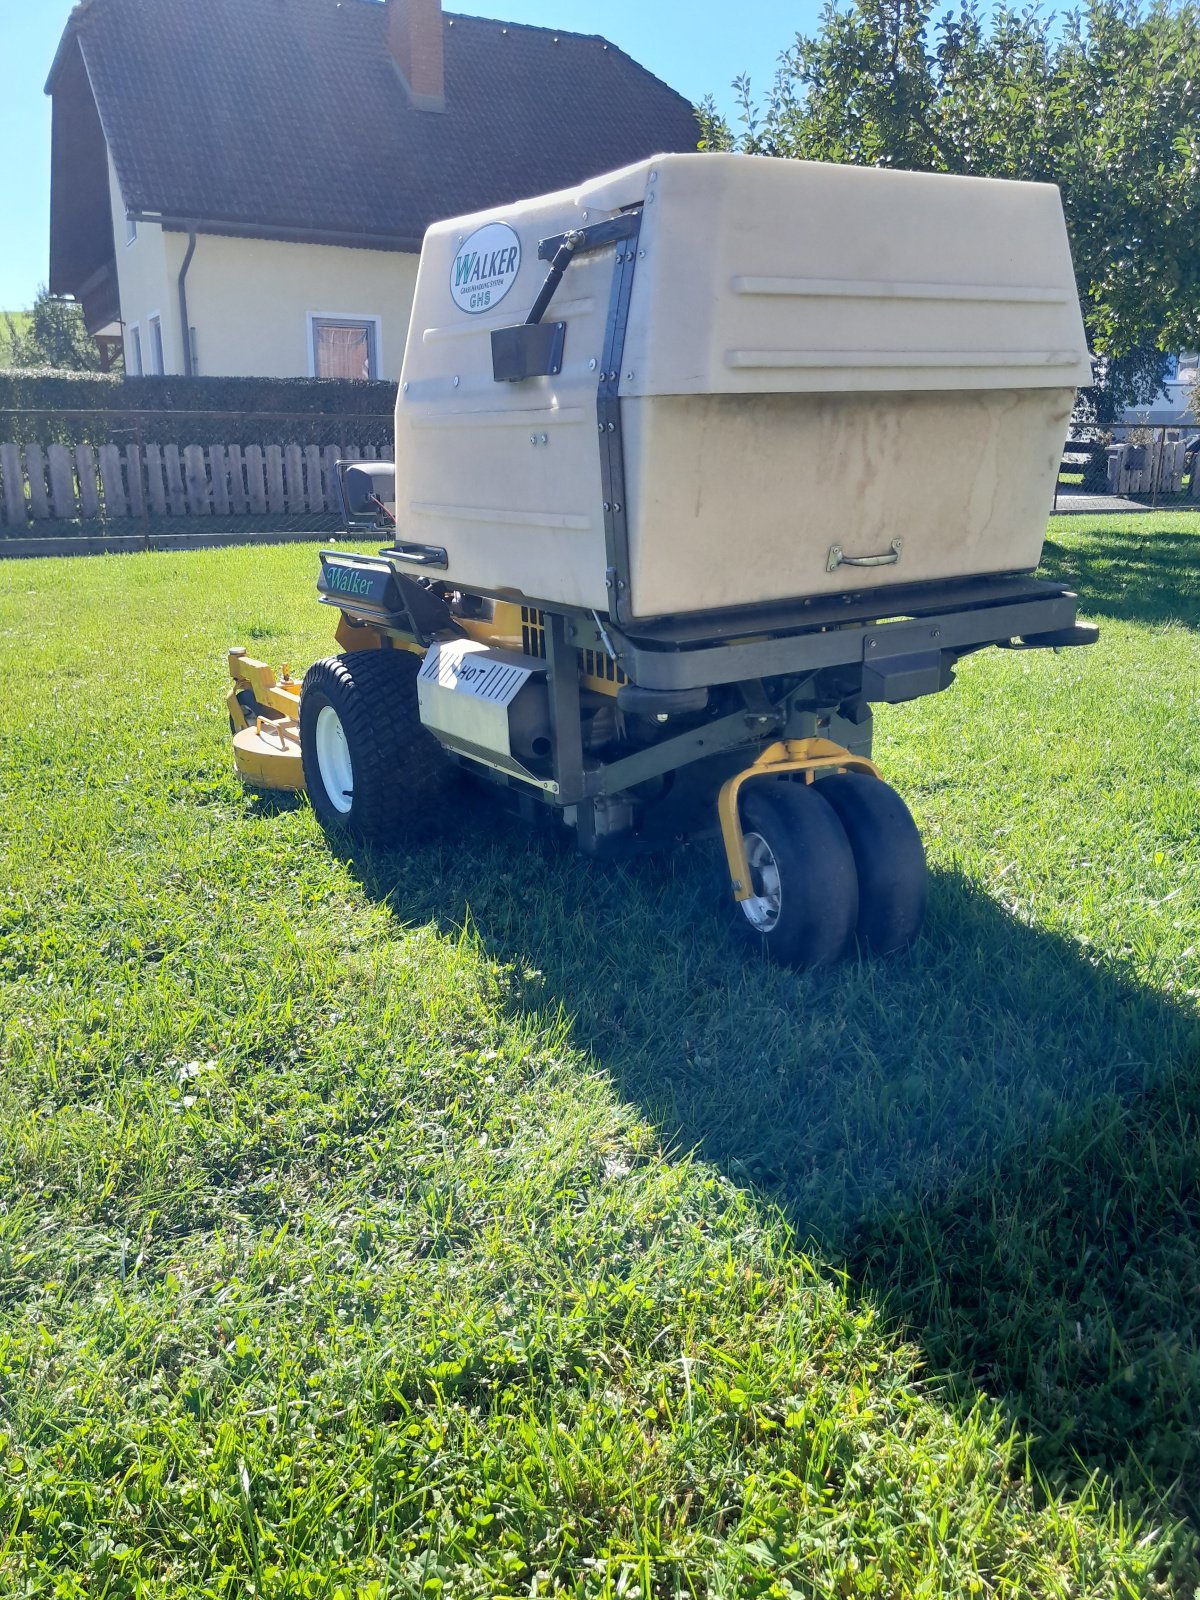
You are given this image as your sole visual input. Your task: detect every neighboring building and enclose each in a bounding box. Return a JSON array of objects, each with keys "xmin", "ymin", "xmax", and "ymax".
[
  {"xmin": 46, "ymin": 0, "xmax": 699, "ymax": 379},
  {"xmin": 1118, "ymin": 352, "xmax": 1199, "ymax": 430}
]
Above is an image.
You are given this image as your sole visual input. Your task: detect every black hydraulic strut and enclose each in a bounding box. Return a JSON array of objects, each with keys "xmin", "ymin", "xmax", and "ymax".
[{"xmin": 525, "ymin": 229, "xmax": 586, "ymax": 327}]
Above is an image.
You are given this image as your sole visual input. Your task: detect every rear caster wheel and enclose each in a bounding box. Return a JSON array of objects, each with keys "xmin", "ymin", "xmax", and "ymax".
[
  {"xmin": 300, "ymin": 649, "xmax": 452, "ymax": 842},
  {"xmin": 816, "ymin": 772, "xmax": 927, "ymax": 954},
  {"xmin": 737, "ymin": 782, "xmax": 859, "ymax": 966}
]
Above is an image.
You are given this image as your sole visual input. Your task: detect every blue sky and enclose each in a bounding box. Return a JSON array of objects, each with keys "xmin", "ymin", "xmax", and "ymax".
[{"xmin": 0, "ymin": 0, "xmax": 822, "ymax": 313}]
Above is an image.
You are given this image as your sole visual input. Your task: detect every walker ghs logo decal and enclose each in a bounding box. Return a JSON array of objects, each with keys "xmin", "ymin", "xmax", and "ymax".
[{"xmin": 451, "ymin": 222, "xmax": 521, "ymax": 315}]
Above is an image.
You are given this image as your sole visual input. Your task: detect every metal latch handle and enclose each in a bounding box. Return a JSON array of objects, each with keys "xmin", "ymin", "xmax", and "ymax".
[
  {"xmin": 379, "ymin": 541, "xmax": 449, "ymax": 570},
  {"xmin": 827, "ymin": 537, "xmax": 903, "ymax": 574}
]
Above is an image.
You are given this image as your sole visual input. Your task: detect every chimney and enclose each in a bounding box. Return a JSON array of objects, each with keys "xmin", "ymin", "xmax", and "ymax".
[{"xmin": 389, "ymin": 0, "xmax": 445, "ymax": 112}]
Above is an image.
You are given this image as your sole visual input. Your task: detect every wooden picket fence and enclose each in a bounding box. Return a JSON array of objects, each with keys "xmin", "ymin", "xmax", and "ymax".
[
  {"xmin": 0, "ymin": 440, "xmax": 389, "ymax": 528},
  {"xmin": 1107, "ymin": 437, "xmax": 1200, "ymax": 500}
]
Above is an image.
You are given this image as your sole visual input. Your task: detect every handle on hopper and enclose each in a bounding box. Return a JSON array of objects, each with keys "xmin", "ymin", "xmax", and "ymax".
[
  {"xmin": 826, "ymin": 538, "xmax": 904, "ymax": 573},
  {"xmin": 525, "ymin": 230, "xmax": 586, "ymax": 326},
  {"xmin": 377, "ymin": 541, "xmax": 449, "ymax": 570}
]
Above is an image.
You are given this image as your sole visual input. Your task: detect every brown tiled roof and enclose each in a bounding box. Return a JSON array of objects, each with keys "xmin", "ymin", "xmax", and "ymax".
[{"xmin": 48, "ymin": 0, "xmax": 701, "ymax": 249}]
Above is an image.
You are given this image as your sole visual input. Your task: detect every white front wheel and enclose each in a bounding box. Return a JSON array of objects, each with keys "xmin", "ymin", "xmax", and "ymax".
[{"xmin": 314, "ymin": 704, "xmax": 354, "ymax": 814}]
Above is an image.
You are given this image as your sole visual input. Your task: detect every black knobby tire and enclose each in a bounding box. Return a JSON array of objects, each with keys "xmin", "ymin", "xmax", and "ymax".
[
  {"xmin": 737, "ymin": 782, "xmax": 859, "ymax": 967},
  {"xmin": 816, "ymin": 772, "xmax": 928, "ymax": 955},
  {"xmin": 299, "ymin": 649, "xmax": 451, "ymax": 842}
]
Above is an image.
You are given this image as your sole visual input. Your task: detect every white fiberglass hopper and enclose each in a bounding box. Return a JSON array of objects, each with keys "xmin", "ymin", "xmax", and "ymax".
[{"xmin": 395, "ymin": 152, "xmax": 1091, "ymax": 626}]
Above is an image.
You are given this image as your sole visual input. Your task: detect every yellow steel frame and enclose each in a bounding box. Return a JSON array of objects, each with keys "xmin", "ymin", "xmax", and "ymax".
[{"xmin": 717, "ymin": 738, "xmax": 882, "ymax": 903}]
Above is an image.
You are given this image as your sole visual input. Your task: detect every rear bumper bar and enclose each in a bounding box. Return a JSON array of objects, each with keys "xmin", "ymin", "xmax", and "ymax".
[{"xmin": 592, "ymin": 578, "xmax": 1094, "ymax": 693}]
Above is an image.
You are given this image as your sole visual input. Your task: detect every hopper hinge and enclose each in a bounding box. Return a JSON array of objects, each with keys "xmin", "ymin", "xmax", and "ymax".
[{"xmin": 596, "ymin": 211, "xmax": 643, "ymax": 628}]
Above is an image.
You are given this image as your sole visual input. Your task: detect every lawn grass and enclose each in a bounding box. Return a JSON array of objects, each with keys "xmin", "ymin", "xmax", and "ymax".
[{"xmin": 0, "ymin": 512, "xmax": 1197, "ymax": 1595}]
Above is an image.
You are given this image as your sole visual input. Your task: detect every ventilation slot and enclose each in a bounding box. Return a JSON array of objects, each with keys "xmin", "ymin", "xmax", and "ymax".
[
  {"xmin": 521, "ymin": 606, "xmax": 546, "ymax": 659},
  {"xmin": 580, "ymin": 648, "xmax": 628, "ymax": 686}
]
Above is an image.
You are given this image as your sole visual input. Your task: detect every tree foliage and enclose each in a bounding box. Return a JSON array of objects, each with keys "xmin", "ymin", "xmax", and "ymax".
[
  {"xmin": 3, "ymin": 287, "xmax": 104, "ymax": 372},
  {"xmin": 700, "ymin": 0, "xmax": 1200, "ymax": 410}
]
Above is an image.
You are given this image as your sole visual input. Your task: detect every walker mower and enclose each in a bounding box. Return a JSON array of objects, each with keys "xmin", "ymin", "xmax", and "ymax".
[{"xmin": 227, "ymin": 153, "xmax": 1097, "ymax": 965}]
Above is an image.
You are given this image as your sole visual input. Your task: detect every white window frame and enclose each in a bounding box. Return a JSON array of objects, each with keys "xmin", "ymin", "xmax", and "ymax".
[
  {"xmin": 147, "ymin": 312, "xmax": 165, "ymax": 375},
  {"xmin": 126, "ymin": 214, "xmax": 137, "ymax": 246},
  {"xmin": 128, "ymin": 322, "xmax": 143, "ymax": 376},
  {"xmin": 307, "ymin": 312, "xmax": 383, "ymax": 380}
]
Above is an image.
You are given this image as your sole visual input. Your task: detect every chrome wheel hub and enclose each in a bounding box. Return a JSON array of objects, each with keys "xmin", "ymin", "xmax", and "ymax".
[{"xmin": 740, "ymin": 830, "xmax": 782, "ymax": 932}]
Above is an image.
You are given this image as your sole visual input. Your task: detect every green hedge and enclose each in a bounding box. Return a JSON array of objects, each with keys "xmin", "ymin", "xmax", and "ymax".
[{"xmin": 0, "ymin": 370, "xmax": 397, "ymax": 447}]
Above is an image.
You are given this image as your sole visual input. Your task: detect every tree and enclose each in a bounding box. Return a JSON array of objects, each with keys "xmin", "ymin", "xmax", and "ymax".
[
  {"xmin": 3, "ymin": 287, "xmax": 104, "ymax": 372},
  {"xmin": 700, "ymin": 0, "xmax": 1200, "ymax": 417}
]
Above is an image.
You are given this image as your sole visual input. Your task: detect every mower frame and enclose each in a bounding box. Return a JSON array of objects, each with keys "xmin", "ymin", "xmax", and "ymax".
[{"xmin": 285, "ymin": 549, "xmax": 1096, "ymax": 892}]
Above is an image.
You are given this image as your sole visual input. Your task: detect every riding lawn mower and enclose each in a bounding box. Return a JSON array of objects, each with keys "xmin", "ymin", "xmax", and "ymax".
[{"xmin": 228, "ymin": 152, "xmax": 1096, "ymax": 965}]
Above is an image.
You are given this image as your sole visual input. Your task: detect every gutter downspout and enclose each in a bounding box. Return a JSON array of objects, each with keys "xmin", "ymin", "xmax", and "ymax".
[{"xmin": 178, "ymin": 227, "xmax": 198, "ymax": 376}]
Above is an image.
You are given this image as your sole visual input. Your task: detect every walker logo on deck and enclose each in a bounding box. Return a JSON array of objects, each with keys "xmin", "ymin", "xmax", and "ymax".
[{"xmin": 450, "ymin": 222, "xmax": 521, "ymax": 315}]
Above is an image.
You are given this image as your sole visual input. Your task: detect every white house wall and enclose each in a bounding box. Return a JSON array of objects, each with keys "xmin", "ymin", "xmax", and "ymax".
[
  {"xmin": 108, "ymin": 154, "xmax": 175, "ymax": 370},
  {"xmin": 107, "ymin": 144, "xmax": 419, "ymax": 382},
  {"xmin": 159, "ymin": 231, "xmax": 419, "ymax": 380}
]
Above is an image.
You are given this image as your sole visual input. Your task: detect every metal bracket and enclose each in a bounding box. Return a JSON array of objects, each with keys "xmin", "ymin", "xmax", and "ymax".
[
  {"xmin": 538, "ymin": 214, "xmax": 643, "ymax": 260},
  {"xmin": 717, "ymin": 739, "xmax": 882, "ymax": 903},
  {"xmin": 998, "ymin": 622, "xmax": 1100, "ymax": 651},
  {"xmin": 490, "ymin": 214, "xmax": 643, "ymax": 385},
  {"xmin": 827, "ymin": 537, "xmax": 903, "ymax": 574},
  {"xmin": 547, "ymin": 611, "xmax": 587, "ymax": 805},
  {"xmin": 491, "ymin": 321, "xmax": 566, "ymax": 382},
  {"xmin": 583, "ymin": 703, "xmax": 784, "ymax": 799}
]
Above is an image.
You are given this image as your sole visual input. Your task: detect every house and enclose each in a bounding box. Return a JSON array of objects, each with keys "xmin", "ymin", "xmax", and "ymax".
[
  {"xmin": 1117, "ymin": 352, "xmax": 1199, "ymax": 432},
  {"xmin": 45, "ymin": 0, "xmax": 700, "ymax": 379}
]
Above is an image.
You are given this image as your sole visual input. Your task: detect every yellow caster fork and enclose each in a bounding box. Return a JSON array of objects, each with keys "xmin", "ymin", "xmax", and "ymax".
[{"xmin": 718, "ymin": 738, "xmax": 881, "ymax": 904}]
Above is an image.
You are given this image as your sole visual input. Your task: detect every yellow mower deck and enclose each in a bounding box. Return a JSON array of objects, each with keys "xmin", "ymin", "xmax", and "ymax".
[{"xmin": 227, "ymin": 650, "xmax": 305, "ymax": 792}]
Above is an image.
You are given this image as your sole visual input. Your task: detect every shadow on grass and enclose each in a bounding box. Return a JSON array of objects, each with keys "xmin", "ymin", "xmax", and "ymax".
[
  {"xmin": 344, "ymin": 807, "xmax": 1200, "ymax": 1532},
  {"xmin": 243, "ymin": 788, "xmax": 304, "ymax": 820},
  {"xmin": 1040, "ymin": 525, "xmax": 1200, "ymax": 629}
]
